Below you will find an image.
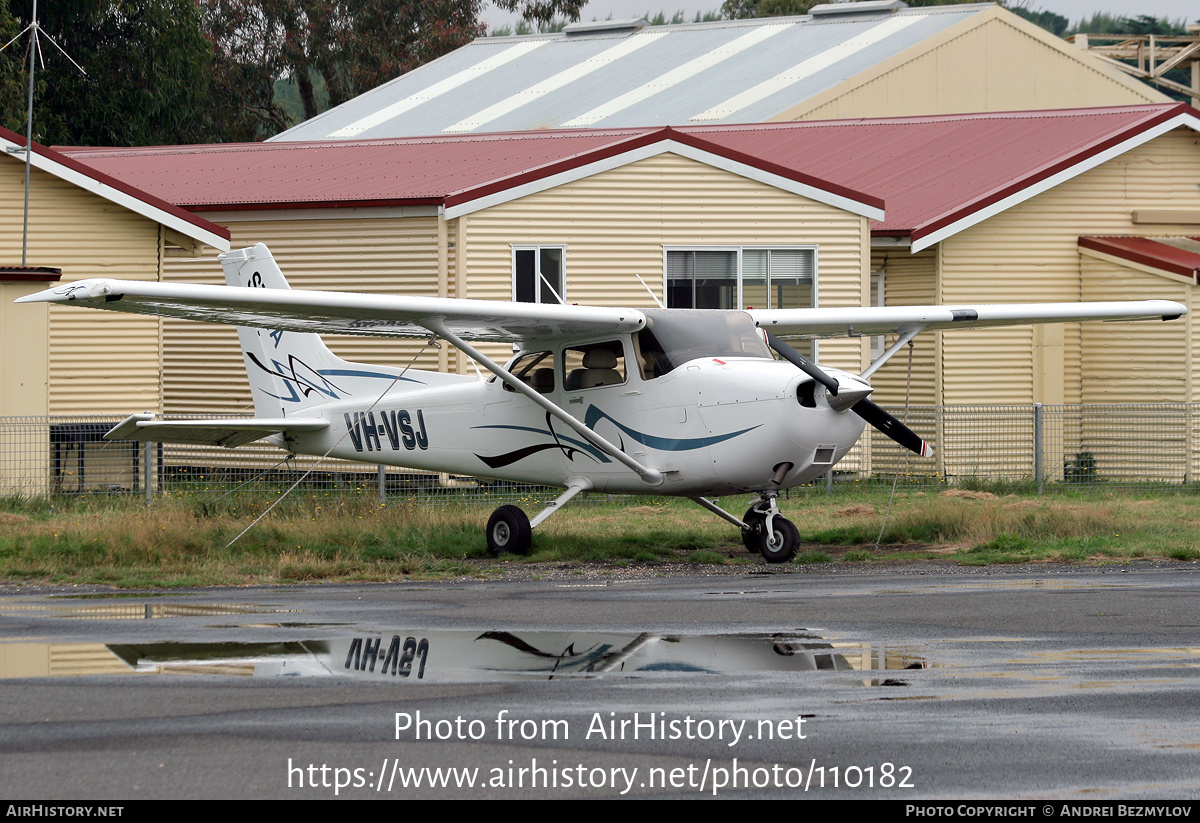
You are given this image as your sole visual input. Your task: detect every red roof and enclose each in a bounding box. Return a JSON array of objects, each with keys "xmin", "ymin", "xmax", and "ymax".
[
  {"xmin": 56, "ymin": 127, "xmax": 882, "ymax": 215},
  {"xmin": 0, "ymin": 126, "xmax": 230, "ymax": 245},
  {"xmin": 57, "ymin": 103, "xmax": 1200, "ymax": 246},
  {"xmin": 688, "ymin": 104, "xmax": 1198, "ymax": 244},
  {"xmin": 1079, "ymin": 236, "xmax": 1200, "ymax": 281}
]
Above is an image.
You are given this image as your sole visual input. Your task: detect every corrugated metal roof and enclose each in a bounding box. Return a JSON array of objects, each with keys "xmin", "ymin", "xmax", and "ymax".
[
  {"xmin": 270, "ymin": 4, "xmax": 990, "ymax": 141},
  {"xmin": 57, "ymin": 126, "xmax": 885, "ymax": 215},
  {"xmin": 0, "ymin": 125, "xmax": 230, "ymax": 249},
  {"xmin": 60, "ymin": 104, "xmax": 1198, "ymax": 245},
  {"xmin": 59, "ymin": 129, "xmax": 657, "ymax": 209},
  {"xmin": 684, "ymin": 103, "xmax": 1199, "ymax": 244},
  {"xmin": 1079, "ymin": 236, "xmax": 1200, "ymax": 281}
]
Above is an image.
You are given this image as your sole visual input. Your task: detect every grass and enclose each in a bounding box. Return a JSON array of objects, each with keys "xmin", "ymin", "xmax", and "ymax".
[{"xmin": 0, "ymin": 486, "xmax": 1197, "ymax": 587}]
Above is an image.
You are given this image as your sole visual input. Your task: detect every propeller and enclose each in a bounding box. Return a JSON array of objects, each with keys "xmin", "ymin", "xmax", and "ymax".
[{"xmin": 764, "ymin": 332, "xmax": 932, "ymax": 457}]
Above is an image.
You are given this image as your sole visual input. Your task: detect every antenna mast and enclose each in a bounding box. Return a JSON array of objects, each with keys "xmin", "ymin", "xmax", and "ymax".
[{"xmin": 1, "ymin": 0, "xmax": 85, "ymax": 264}]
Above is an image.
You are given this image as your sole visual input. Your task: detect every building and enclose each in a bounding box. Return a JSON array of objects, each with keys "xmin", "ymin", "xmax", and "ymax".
[
  {"xmin": 0, "ymin": 128, "xmax": 228, "ymax": 493},
  {"xmin": 61, "ymin": 103, "xmax": 1200, "ymax": 481},
  {"xmin": 272, "ymin": 2, "xmax": 1167, "ymax": 142}
]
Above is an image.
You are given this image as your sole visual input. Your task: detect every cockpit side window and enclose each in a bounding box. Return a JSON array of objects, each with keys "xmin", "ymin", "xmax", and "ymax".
[
  {"xmin": 633, "ymin": 329, "xmax": 670, "ymax": 380},
  {"xmin": 563, "ymin": 340, "xmax": 626, "ymax": 391}
]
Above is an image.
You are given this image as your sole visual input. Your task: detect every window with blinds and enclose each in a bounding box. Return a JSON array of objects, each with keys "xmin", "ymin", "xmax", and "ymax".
[{"xmin": 665, "ymin": 247, "xmax": 815, "ymax": 310}]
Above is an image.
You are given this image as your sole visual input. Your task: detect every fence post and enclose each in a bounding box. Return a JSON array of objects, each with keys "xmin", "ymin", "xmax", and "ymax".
[
  {"xmin": 378, "ymin": 464, "xmax": 386, "ymax": 506},
  {"xmin": 1034, "ymin": 403, "xmax": 1044, "ymax": 495},
  {"xmin": 143, "ymin": 440, "xmax": 153, "ymax": 506}
]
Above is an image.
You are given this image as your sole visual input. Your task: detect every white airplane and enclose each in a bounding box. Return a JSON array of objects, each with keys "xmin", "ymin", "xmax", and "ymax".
[{"xmin": 18, "ymin": 244, "xmax": 1187, "ymax": 562}]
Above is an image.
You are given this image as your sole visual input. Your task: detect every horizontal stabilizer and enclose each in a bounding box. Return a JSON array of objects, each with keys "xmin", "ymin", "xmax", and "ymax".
[{"xmin": 105, "ymin": 413, "xmax": 328, "ymax": 449}]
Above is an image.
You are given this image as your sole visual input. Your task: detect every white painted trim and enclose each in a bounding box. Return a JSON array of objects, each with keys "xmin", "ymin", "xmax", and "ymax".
[
  {"xmin": 196, "ymin": 205, "xmax": 440, "ymax": 223},
  {"xmin": 0, "ymin": 139, "xmax": 230, "ymax": 251},
  {"xmin": 668, "ymin": 142, "xmax": 884, "ymax": 220},
  {"xmin": 327, "ymin": 40, "xmax": 549, "ymax": 138},
  {"xmin": 444, "ymin": 139, "xmax": 884, "ymax": 220},
  {"xmin": 443, "ymin": 31, "xmax": 669, "ymax": 134},
  {"xmin": 1079, "ymin": 246, "xmax": 1199, "ymax": 286},
  {"xmin": 910, "ymin": 113, "xmax": 1200, "ymax": 252}
]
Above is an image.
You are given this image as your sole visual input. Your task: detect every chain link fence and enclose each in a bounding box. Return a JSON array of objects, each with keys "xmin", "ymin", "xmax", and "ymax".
[{"xmin": 2, "ymin": 405, "xmax": 1197, "ymax": 505}]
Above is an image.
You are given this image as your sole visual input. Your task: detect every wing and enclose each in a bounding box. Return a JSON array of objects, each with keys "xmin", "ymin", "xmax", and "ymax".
[
  {"xmin": 748, "ymin": 301, "xmax": 1187, "ymax": 339},
  {"xmin": 16, "ymin": 279, "xmax": 646, "ymax": 344},
  {"xmin": 105, "ymin": 413, "xmax": 329, "ymax": 448}
]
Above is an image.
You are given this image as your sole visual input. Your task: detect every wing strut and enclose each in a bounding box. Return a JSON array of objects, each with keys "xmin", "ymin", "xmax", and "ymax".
[
  {"xmin": 421, "ymin": 318, "xmax": 664, "ymax": 487},
  {"xmin": 860, "ymin": 326, "xmax": 923, "ymax": 380}
]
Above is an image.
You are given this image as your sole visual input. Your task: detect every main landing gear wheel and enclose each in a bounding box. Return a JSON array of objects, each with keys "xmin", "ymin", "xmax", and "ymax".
[
  {"xmin": 742, "ymin": 507, "xmax": 766, "ymax": 553},
  {"xmin": 759, "ymin": 516, "xmax": 800, "ymax": 564},
  {"xmin": 486, "ymin": 505, "xmax": 531, "ymax": 556}
]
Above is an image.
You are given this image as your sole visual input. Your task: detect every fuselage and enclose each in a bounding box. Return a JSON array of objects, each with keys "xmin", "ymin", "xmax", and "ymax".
[{"xmin": 283, "ymin": 334, "xmax": 868, "ymax": 496}]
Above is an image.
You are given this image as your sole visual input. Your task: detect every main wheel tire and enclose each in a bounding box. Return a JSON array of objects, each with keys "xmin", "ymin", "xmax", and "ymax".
[
  {"xmin": 759, "ymin": 516, "xmax": 800, "ymax": 564},
  {"xmin": 742, "ymin": 507, "xmax": 766, "ymax": 553},
  {"xmin": 486, "ymin": 505, "xmax": 532, "ymax": 556}
]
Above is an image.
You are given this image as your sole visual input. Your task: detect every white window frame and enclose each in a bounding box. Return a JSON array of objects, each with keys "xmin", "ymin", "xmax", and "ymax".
[
  {"xmin": 511, "ymin": 244, "xmax": 567, "ymax": 304},
  {"xmin": 870, "ymin": 266, "xmax": 886, "ymax": 360}
]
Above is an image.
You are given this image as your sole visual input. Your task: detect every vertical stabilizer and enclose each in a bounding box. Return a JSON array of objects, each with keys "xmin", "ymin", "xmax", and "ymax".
[{"xmin": 218, "ymin": 244, "xmax": 421, "ymax": 416}]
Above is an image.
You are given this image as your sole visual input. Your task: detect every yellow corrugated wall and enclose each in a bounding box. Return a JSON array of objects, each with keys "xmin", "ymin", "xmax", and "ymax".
[
  {"xmin": 0, "ymin": 159, "xmax": 163, "ymax": 415},
  {"xmin": 460, "ymin": 152, "xmax": 869, "ymax": 373},
  {"xmin": 783, "ymin": 11, "xmax": 1165, "ymax": 122},
  {"xmin": 161, "ymin": 214, "xmax": 442, "ymax": 414},
  {"xmin": 938, "ymin": 126, "xmax": 1200, "ymax": 408},
  {"xmin": 1079, "ymin": 254, "xmax": 1194, "ymax": 482},
  {"xmin": 869, "ymin": 249, "xmax": 937, "ymax": 408}
]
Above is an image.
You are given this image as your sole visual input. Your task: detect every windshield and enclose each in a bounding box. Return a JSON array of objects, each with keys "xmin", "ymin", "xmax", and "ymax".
[{"xmin": 637, "ymin": 310, "xmax": 771, "ymax": 377}]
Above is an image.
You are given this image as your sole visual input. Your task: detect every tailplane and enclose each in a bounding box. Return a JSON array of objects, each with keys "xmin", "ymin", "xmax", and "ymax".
[{"xmin": 219, "ymin": 244, "xmax": 422, "ymax": 416}]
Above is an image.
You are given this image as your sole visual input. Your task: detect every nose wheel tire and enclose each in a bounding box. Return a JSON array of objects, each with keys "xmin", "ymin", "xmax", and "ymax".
[
  {"xmin": 742, "ymin": 507, "xmax": 766, "ymax": 553},
  {"xmin": 487, "ymin": 505, "xmax": 532, "ymax": 556},
  {"xmin": 758, "ymin": 516, "xmax": 800, "ymax": 564}
]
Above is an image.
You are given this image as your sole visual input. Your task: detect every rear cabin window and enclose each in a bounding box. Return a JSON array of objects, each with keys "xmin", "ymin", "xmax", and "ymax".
[{"xmin": 500, "ymin": 350, "xmax": 556, "ymax": 394}]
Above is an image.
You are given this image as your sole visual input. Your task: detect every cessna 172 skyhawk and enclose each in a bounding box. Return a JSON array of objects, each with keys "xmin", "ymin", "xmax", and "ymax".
[{"xmin": 18, "ymin": 244, "xmax": 1187, "ymax": 562}]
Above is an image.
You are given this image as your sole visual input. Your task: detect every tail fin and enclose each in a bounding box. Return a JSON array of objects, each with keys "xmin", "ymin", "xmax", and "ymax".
[{"xmin": 219, "ymin": 244, "xmax": 420, "ymax": 416}]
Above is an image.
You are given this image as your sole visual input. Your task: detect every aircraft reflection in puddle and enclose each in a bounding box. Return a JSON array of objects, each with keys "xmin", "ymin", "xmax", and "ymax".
[{"xmin": 1, "ymin": 631, "xmax": 927, "ymax": 681}]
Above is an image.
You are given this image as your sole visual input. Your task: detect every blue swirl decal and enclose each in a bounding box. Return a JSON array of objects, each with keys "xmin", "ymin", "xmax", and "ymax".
[{"xmin": 583, "ymin": 406, "xmax": 759, "ymax": 451}]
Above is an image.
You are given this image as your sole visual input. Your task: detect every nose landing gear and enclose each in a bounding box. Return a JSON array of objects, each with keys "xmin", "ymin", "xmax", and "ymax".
[
  {"xmin": 691, "ymin": 491, "xmax": 800, "ymax": 564},
  {"xmin": 742, "ymin": 495, "xmax": 799, "ymax": 564}
]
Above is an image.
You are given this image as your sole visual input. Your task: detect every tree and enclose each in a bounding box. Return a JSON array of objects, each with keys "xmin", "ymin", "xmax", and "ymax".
[
  {"xmin": 204, "ymin": 0, "xmax": 590, "ymax": 125},
  {"xmin": 720, "ymin": 0, "xmax": 1069, "ymax": 38},
  {"xmin": 721, "ymin": 0, "xmax": 815, "ymax": 18},
  {"xmin": 0, "ymin": 0, "xmax": 248, "ymax": 146}
]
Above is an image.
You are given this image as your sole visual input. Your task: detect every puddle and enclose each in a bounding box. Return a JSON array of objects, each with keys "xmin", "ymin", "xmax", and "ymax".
[
  {"xmin": 0, "ymin": 603, "xmax": 295, "ymax": 621},
  {"xmin": 0, "ymin": 630, "xmax": 928, "ymax": 682}
]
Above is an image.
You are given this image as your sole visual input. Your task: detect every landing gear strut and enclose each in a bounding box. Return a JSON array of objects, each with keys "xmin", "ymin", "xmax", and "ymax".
[{"xmin": 485, "ymin": 480, "xmax": 592, "ymax": 556}]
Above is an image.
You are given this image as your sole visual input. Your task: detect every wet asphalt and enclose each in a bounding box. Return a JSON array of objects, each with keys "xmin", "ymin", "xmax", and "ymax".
[{"xmin": 1, "ymin": 562, "xmax": 1198, "ymax": 799}]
